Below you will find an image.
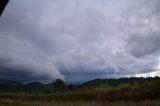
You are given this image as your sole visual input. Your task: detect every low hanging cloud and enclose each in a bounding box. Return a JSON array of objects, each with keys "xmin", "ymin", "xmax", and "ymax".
[{"xmin": 0, "ymin": 0, "xmax": 160, "ymax": 83}]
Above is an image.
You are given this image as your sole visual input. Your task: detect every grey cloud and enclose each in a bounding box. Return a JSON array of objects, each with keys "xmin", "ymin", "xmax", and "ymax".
[
  {"xmin": 0, "ymin": 0, "xmax": 160, "ymax": 83},
  {"xmin": 125, "ymin": 0, "xmax": 160, "ymax": 58},
  {"xmin": 127, "ymin": 33, "xmax": 160, "ymax": 57}
]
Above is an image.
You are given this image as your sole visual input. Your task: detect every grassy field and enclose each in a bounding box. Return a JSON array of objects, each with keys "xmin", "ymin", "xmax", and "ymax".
[
  {"xmin": 1, "ymin": 99, "xmax": 160, "ymax": 106},
  {"xmin": 0, "ymin": 93, "xmax": 160, "ymax": 106}
]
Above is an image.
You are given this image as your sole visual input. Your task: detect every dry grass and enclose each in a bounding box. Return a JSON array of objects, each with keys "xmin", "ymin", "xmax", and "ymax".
[{"xmin": 0, "ymin": 99, "xmax": 160, "ymax": 106}]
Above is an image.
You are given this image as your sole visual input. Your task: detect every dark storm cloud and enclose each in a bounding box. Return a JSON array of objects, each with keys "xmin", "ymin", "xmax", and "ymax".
[
  {"xmin": 127, "ymin": 33, "xmax": 160, "ymax": 57},
  {"xmin": 0, "ymin": 0, "xmax": 160, "ymax": 83}
]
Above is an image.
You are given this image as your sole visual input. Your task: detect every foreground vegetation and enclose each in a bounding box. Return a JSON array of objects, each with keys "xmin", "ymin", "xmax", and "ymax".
[
  {"xmin": 1, "ymin": 99, "xmax": 160, "ymax": 106},
  {"xmin": 1, "ymin": 77, "xmax": 160, "ymax": 106}
]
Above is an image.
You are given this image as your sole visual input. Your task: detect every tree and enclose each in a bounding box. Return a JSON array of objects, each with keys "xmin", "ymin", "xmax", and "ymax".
[
  {"xmin": 68, "ymin": 84, "xmax": 74, "ymax": 91},
  {"xmin": 54, "ymin": 79, "xmax": 65, "ymax": 92}
]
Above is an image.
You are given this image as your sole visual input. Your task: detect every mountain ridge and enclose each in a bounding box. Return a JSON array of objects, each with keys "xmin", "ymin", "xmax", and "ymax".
[{"xmin": 0, "ymin": 77, "xmax": 160, "ymax": 92}]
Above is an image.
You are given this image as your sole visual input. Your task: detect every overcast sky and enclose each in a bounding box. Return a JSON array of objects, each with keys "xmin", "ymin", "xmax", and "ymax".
[{"xmin": 0, "ymin": 0, "xmax": 160, "ymax": 83}]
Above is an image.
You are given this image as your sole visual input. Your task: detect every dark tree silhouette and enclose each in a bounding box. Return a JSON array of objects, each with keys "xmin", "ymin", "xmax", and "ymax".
[
  {"xmin": 68, "ymin": 84, "xmax": 74, "ymax": 91},
  {"xmin": 54, "ymin": 79, "xmax": 65, "ymax": 92}
]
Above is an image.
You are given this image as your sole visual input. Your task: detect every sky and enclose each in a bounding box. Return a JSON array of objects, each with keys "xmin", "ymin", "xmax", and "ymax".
[{"xmin": 0, "ymin": 0, "xmax": 160, "ymax": 83}]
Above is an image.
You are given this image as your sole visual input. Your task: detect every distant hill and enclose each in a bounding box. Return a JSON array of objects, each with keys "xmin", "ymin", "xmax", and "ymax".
[
  {"xmin": 0, "ymin": 77, "xmax": 160, "ymax": 92},
  {"xmin": 0, "ymin": 79, "xmax": 55, "ymax": 92},
  {"xmin": 78, "ymin": 77, "xmax": 156, "ymax": 88},
  {"xmin": 25, "ymin": 82, "xmax": 46, "ymax": 91},
  {"xmin": 0, "ymin": 79, "xmax": 24, "ymax": 92}
]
